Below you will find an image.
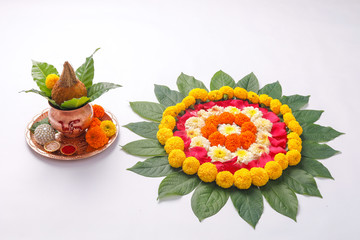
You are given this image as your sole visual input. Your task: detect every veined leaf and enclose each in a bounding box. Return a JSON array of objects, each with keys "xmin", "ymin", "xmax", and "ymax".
[
  {"xmin": 123, "ymin": 121, "xmax": 159, "ymax": 139},
  {"xmin": 31, "ymin": 60, "xmax": 59, "ymax": 97},
  {"xmin": 283, "ymin": 168, "xmax": 322, "ymax": 197},
  {"xmin": 158, "ymin": 172, "xmax": 201, "ymax": 199},
  {"xmin": 210, "ymin": 70, "xmax": 235, "ymax": 90},
  {"xmin": 293, "ymin": 110, "xmax": 323, "ymax": 124},
  {"xmin": 236, "ymin": 72, "xmax": 259, "ymax": 92},
  {"xmin": 298, "ymin": 157, "xmax": 333, "ymax": 179},
  {"xmin": 176, "ymin": 73, "xmax": 208, "ymax": 96},
  {"xmin": 280, "ymin": 95, "xmax": 310, "ymax": 111},
  {"xmin": 60, "ymin": 97, "xmax": 90, "ymax": 109},
  {"xmin": 302, "ymin": 124, "xmax": 344, "ymax": 142},
  {"xmin": 122, "ymin": 139, "xmax": 166, "ymax": 157},
  {"xmin": 301, "ymin": 141, "xmax": 340, "ymax": 159},
  {"xmin": 130, "ymin": 101, "xmax": 166, "ymax": 122},
  {"xmin": 154, "ymin": 84, "xmax": 184, "ymax": 107},
  {"xmin": 191, "ymin": 182, "xmax": 229, "ymax": 221},
  {"xmin": 30, "ymin": 117, "xmax": 50, "ymax": 133},
  {"xmin": 21, "ymin": 89, "xmax": 60, "ymax": 108},
  {"xmin": 258, "ymin": 81, "xmax": 282, "ymax": 99},
  {"xmin": 75, "ymin": 48, "xmax": 100, "ymax": 88},
  {"xmin": 231, "ymin": 187, "xmax": 263, "ymax": 228},
  {"xmin": 127, "ymin": 156, "xmax": 176, "ymax": 177},
  {"xmin": 87, "ymin": 82, "xmax": 121, "ymax": 102}
]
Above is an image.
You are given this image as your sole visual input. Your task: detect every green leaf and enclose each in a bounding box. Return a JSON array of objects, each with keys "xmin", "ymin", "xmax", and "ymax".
[
  {"xmin": 21, "ymin": 89, "xmax": 60, "ymax": 108},
  {"xmin": 60, "ymin": 96, "xmax": 90, "ymax": 109},
  {"xmin": 154, "ymin": 84, "xmax": 184, "ymax": 107},
  {"xmin": 297, "ymin": 157, "xmax": 333, "ymax": 179},
  {"xmin": 158, "ymin": 172, "xmax": 201, "ymax": 199},
  {"xmin": 293, "ymin": 110, "xmax": 323, "ymax": 124},
  {"xmin": 283, "ymin": 168, "xmax": 322, "ymax": 197},
  {"xmin": 87, "ymin": 82, "xmax": 122, "ymax": 102},
  {"xmin": 75, "ymin": 48, "xmax": 100, "ymax": 88},
  {"xmin": 301, "ymin": 141, "xmax": 340, "ymax": 159},
  {"xmin": 258, "ymin": 81, "xmax": 282, "ymax": 99},
  {"xmin": 280, "ymin": 95, "xmax": 310, "ymax": 111},
  {"xmin": 236, "ymin": 72, "xmax": 259, "ymax": 92},
  {"xmin": 210, "ymin": 70, "xmax": 235, "ymax": 90},
  {"xmin": 176, "ymin": 73, "xmax": 208, "ymax": 96},
  {"xmin": 30, "ymin": 117, "xmax": 50, "ymax": 133},
  {"xmin": 122, "ymin": 139, "xmax": 166, "ymax": 157},
  {"xmin": 302, "ymin": 124, "xmax": 344, "ymax": 142},
  {"xmin": 191, "ymin": 182, "xmax": 229, "ymax": 221},
  {"xmin": 127, "ymin": 156, "xmax": 176, "ymax": 177},
  {"xmin": 261, "ymin": 178, "xmax": 298, "ymax": 221},
  {"xmin": 231, "ymin": 187, "xmax": 263, "ymax": 228},
  {"xmin": 31, "ymin": 60, "xmax": 59, "ymax": 97},
  {"xmin": 130, "ymin": 101, "xmax": 166, "ymax": 122},
  {"xmin": 123, "ymin": 121, "xmax": 159, "ymax": 139}
]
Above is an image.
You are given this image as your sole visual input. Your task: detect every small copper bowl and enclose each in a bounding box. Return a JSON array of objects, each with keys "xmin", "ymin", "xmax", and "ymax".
[{"xmin": 48, "ymin": 103, "xmax": 93, "ymax": 138}]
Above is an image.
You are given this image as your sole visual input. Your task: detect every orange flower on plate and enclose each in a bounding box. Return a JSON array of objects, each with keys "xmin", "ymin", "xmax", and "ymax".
[
  {"xmin": 208, "ymin": 131, "xmax": 226, "ymax": 146},
  {"xmin": 218, "ymin": 112, "xmax": 235, "ymax": 124},
  {"xmin": 225, "ymin": 134, "xmax": 242, "ymax": 152},
  {"xmin": 92, "ymin": 104, "xmax": 105, "ymax": 118},
  {"xmin": 234, "ymin": 113, "xmax": 250, "ymax": 127},
  {"xmin": 201, "ymin": 123, "xmax": 217, "ymax": 138},
  {"xmin": 239, "ymin": 131, "xmax": 256, "ymax": 149},
  {"xmin": 241, "ymin": 122, "xmax": 257, "ymax": 134},
  {"xmin": 85, "ymin": 126, "xmax": 109, "ymax": 149},
  {"xmin": 89, "ymin": 118, "xmax": 101, "ymax": 128}
]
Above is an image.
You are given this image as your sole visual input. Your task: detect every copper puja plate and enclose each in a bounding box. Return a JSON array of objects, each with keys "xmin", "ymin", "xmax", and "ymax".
[{"xmin": 25, "ymin": 109, "xmax": 119, "ymax": 160}]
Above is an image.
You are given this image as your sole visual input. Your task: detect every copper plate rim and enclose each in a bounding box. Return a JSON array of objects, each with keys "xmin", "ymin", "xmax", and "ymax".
[{"xmin": 25, "ymin": 108, "xmax": 119, "ymax": 160}]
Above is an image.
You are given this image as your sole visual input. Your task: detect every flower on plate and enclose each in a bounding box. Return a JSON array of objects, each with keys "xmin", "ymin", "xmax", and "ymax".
[
  {"xmin": 248, "ymin": 143, "xmax": 269, "ymax": 158},
  {"xmin": 288, "ymin": 120, "xmax": 303, "ymax": 135},
  {"xmin": 164, "ymin": 136, "xmax": 184, "ymax": 153},
  {"xmin": 86, "ymin": 126, "xmax": 109, "ymax": 149},
  {"xmin": 168, "ymin": 149, "xmax": 186, "ymax": 168},
  {"xmin": 219, "ymin": 86, "xmax": 234, "ymax": 99},
  {"xmin": 225, "ymin": 134, "xmax": 242, "ymax": 152},
  {"xmin": 218, "ymin": 123, "xmax": 241, "ymax": 136},
  {"xmin": 208, "ymin": 90, "xmax": 223, "ymax": 101},
  {"xmin": 216, "ymin": 171, "xmax": 234, "ymax": 188},
  {"xmin": 182, "ymin": 96, "xmax": 196, "ymax": 108},
  {"xmin": 250, "ymin": 167, "xmax": 269, "ymax": 187},
  {"xmin": 265, "ymin": 161, "xmax": 283, "ymax": 180},
  {"xmin": 283, "ymin": 112, "xmax": 296, "ymax": 125},
  {"xmin": 189, "ymin": 88, "xmax": 208, "ymax": 102},
  {"xmin": 254, "ymin": 118, "xmax": 272, "ymax": 132},
  {"xmin": 159, "ymin": 115, "xmax": 176, "ymax": 130},
  {"xmin": 157, "ymin": 128, "xmax": 174, "ymax": 145},
  {"xmin": 241, "ymin": 122, "xmax": 257, "ymax": 134},
  {"xmin": 274, "ymin": 153, "xmax": 288, "ymax": 170},
  {"xmin": 259, "ymin": 94, "xmax": 272, "ymax": 106},
  {"xmin": 163, "ymin": 106, "xmax": 179, "ymax": 117},
  {"xmin": 270, "ymin": 99, "xmax": 282, "ymax": 115},
  {"xmin": 280, "ymin": 104, "xmax": 292, "ymax": 115},
  {"xmin": 288, "ymin": 139, "xmax": 302, "ymax": 152},
  {"xmin": 208, "ymin": 146, "xmax": 233, "ymax": 162},
  {"xmin": 197, "ymin": 162, "xmax": 218, "ymax": 182},
  {"xmin": 100, "ymin": 120, "xmax": 117, "ymax": 137},
  {"xmin": 247, "ymin": 91, "xmax": 259, "ymax": 103},
  {"xmin": 190, "ymin": 136, "xmax": 211, "ymax": 150},
  {"xmin": 286, "ymin": 150, "xmax": 301, "ymax": 166},
  {"xmin": 92, "ymin": 104, "xmax": 105, "ymax": 118},
  {"xmin": 234, "ymin": 113, "xmax": 250, "ymax": 127},
  {"xmin": 234, "ymin": 168, "xmax": 252, "ymax": 189},
  {"xmin": 208, "ymin": 131, "xmax": 226, "ymax": 147},
  {"xmin": 89, "ymin": 117, "xmax": 101, "ymax": 128},
  {"xmin": 201, "ymin": 123, "xmax": 218, "ymax": 138},
  {"xmin": 234, "ymin": 87, "xmax": 247, "ymax": 99},
  {"xmin": 207, "ymin": 106, "xmax": 225, "ymax": 115},
  {"xmin": 242, "ymin": 107, "xmax": 262, "ymax": 121},
  {"xmin": 224, "ymin": 106, "xmax": 241, "ymax": 115},
  {"xmin": 233, "ymin": 149, "xmax": 255, "ymax": 164},
  {"xmin": 186, "ymin": 128, "xmax": 202, "ymax": 139},
  {"xmin": 182, "ymin": 157, "xmax": 200, "ymax": 175},
  {"xmin": 185, "ymin": 117, "xmax": 205, "ymax": 130},
  {"xmin": 239, "ymin": 131, "xmax": 256, "ymax": 149}
]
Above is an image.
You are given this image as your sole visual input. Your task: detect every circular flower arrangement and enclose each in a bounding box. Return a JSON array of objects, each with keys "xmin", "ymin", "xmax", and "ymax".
[{"xmin": 123, "ymin": 71, "xmax": 342, "ymax": 228}]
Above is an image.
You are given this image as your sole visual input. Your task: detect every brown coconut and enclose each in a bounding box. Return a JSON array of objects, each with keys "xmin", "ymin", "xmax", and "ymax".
[{"xmin": 51, "ymin": 61, "xmax": 87, "ymax": 105}]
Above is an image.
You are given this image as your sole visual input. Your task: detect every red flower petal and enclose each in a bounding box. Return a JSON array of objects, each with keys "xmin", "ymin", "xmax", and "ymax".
[
  {"xmin": 269, "ymin": 136, "xmax": 287, "ymax": 148},
  {"xmin": 269, "ymin": 146, "xmax": 287, "ymax": 157},
  {"xmin": 271, "ymin": 122, "xmax": 287, "ymax": 138},
  {"xmin": 263, "ymin": 112, "xmax": 280, "ymax": 123},
  {"xmin": 174, "ymin": 131, "xmax": 191, "ymax": 148},
  {"xmin": 185, "ymin": 147, "xmax": 211, "ymax": 164}
]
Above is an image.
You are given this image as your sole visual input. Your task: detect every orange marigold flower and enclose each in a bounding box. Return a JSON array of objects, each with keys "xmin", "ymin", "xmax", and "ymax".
[
  {"xmin": 239, "ymin": 131, "xmax": 256, "ymax": 149},
  {"xmin": 205, "ymin": 115, "xmax": 220, "ymax": 127},
  {"xmin": 225, "ymin": 134, "xmax": 242, "ymax": 152},
  {"xmin": 92, "ymin": 104, "xmax": 105, "ymax": 118},
  {"xmin": 201, "ymin": 123, "xmax": 217, "ymax": 138},
  {"xmin": 85, "ymin": 126, "xmax": 109, "ymax": 149},
  {"xmin": 208, "ymin": 131, "xmax": 226, "ymax": 146},
  {"xmin": 234, "ymin": 113, "xmax": 250, "ymax": 127},
  {"xmin": 218, "ymin": 112, "xmax": 235, "ymax": 124},
  {"xmin": 241, "ymin": 121, "xmax": 257, "ymax": 134},
  {"xmin": 89, "ymin": 118, "xmax": 101, "ymax": 128}
]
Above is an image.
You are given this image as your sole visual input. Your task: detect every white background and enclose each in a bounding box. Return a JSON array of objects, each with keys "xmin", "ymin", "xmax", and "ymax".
[{"xmin": 0, "ymin": 0, "xmax": 358, "ymax": 239}]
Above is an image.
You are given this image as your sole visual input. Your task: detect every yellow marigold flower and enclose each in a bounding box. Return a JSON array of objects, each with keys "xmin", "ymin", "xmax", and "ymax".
[
  {"xmin": 259, "ymin": 94, "xmax": 272, "ymax": 107},
  {"xmin": 189, "ymin": 88, "xmax": 208, "ymax": 102},
  {"xmin": 247, "ymin": 91, "xmax": 259, "ymax": 104},
  {"xmin": 283, "ymin": 112, "xmax": 296, "ymax": 125},
  {"xmin": 100, "ymin": 120, "xmax": 117, "ymax": 137},
  {"xmin": 219, "ymin": 86, "xmax": 234, "ymax": 99},
  {"xmin": 286, "ymin": 150, "xmax": 301, "ymax": 166},
  {"xmin": 45, "ymin": 74, "xmax": 59, "ymax": 89},
  {"xmin": 182, "ymin": 96, "xmax": 196, "ymax": 108},
  {"xmin": 182, "ymin": 157, "xmax": 200, "ymax": 175},
  {"xmin": 157, "ymin": 128, "xmax": 173, "ymax": 145},
  {"xmin": 274, "ymin": 153, "xmax": 288, "ymax": 170},
  {"xmin": 168, "ymin": 149, "xmax": 186, "ymax": 168},
  {"xmin": 208, "ymin": 90, "xmax": 223, "ymax": 101},
  {"xmin": 270, "ymin": 99, "xmax": 282, "ymax": 114},
  {"xmin": 287, "ymin": 132, "xmax": 302, "ymax": 144},
  {"xmin": 164, "ymin": 136, "xmax": 184, "ymax": 153},
  {"xmin": 234, "ymin": 87, "xmax": 248, "ymax": 99},
  {"xmin": 162, "ymin": 106, "xmax": 179, "ymax": 118},
  {"xmin": 216, "ymin": 171, "xmax": 234, "ymax": 188},
  {"xmin": 280, "ymin": 104, "xmax": 292, "ymax": 115},
  {"xmin": 288, "ymin": 120, "xmax": 303, "ymax": 135},
  {"xmin": 265, "ymin": 161, "xmax": 283, "ymax": 180},
  {"xmin": 159, "ymin": 115, "xmax": 176, "ymax": 130},
  {"xmin": 175, "ymin": 102, "xmax": 186, "ymax": 113},
  {"xmin": 250, "ymin": 167, "xmax": 269, "ymax": 187},
  {"xmin": 234, "ymin": 168, "xmax": 252, "ymax": 189},
  {"xmin": 288, "ymin": 139, "xmax": 302, "ymax": 152},
  {"xmin": 197, "ymin": 162, "xmax": 218, "ymax": 182}
]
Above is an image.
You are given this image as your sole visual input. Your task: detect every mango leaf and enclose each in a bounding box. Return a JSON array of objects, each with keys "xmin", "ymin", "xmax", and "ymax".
[
  {"xmin": 21, "ymin": 89, "xmax": 60, "ymax": 108},
  {"xmin": 123, "ymin": 121, "xmax": 159, "ymax": 139},
  {"xmin": 127, "ymin": 156, "xmax": 176, "ymax": 177},
  {"xmin": 302, "ymin": 124, "xmax": 344, "ymax": 142},
  {"xmin": 258, "ymin": 81, "xmax": 282, "ymax": 99},
  {"xmin": 30, "ymin": 117, "xmax": 50, "ymax": 133},
  {"xmin": 87, "ymin": 82, "xmax": 122, "ymax": 102},
  {"xmin": 298, "ymin": 157, "xmax": 333, "ymax": 179},
  {"xmin": 130, "ymin": 101, "xmax": 166, "ymax": 122},
  {"xmin": 231, "ymin": 187, "xmax": 263, "ymax": 228},
  {"xmin": 280, "ymin": 95, "xmax": 310, "ymax": 111},
  {"xmin": 158, "ymin": 172, "xmax": 201, "ymax": 199},
  {"xmin": 236, "ymin": 72, "xmax": 259, "ymax": 92},
  {"xmin": 122, "ymin": 139, "xmax": 166, "ymax": 157},
  {"xmin": 283, "ymin": 168, "xmax": 322, "ymax": 197},
  {"xmin": 31, "ymin": 60, "xmax": 59, "ymax": 97},
  {"xmin": 176, "ymin": 73, "xmax": 208, "ymax": 96},
  {"xmin": 154, "ymin": 84, "xmax": 184, "ymax": 107},
  {"xmin": 75, "ymin": 48, "xmax": 100, "ymax": 88},
  {"xmin": 301, "ymin": 141, "xmax": 340, "ymax": 159},
  {"xmin": 293, "ymin": 110, "xmax": 323, "ymax": 124},
  {"xmin": 60, "ymin": 96, "xmax": 90, "ymax": 109},
  {"xmin": 261, "ymin": 178, "xmax": 298, "ymax": 221},
  {"xmin": 210, "ymin": 70, "xmax": 235, "ymax": 90},
  {"xmin": 191, "ymin": 182, "xmax": 229, "ymax": 221}
]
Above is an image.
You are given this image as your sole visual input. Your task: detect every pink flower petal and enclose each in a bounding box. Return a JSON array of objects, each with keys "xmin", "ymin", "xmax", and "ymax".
[
  {"xmin": 269, "ymin": 146, "xmax": 287, "ymax": 157},
  {"xmin": 269, "ymin": 137, "xmax": 287, "ymax": 148},
  {"xmin": 271, "ymin": 122, "xmax": 287, "ymax": 138},
  {"xmin": 263, "ymin": 112, "xmax": 280, "ymax": 123},
  {"xmin": 257, "ymin": 153, "xmax": 272, "ymax": 168},
  {"xmin": 174, "ymin": 131, "xmax": 191, "ymax": 148},
  {"xmin": 185, "ymin": 147, "xmax": 211, "ymax": 164},
  {"xmin": 213, "ymin": 157, "xmax": 242, "ymax": 174}
]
